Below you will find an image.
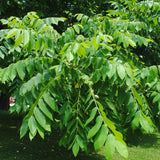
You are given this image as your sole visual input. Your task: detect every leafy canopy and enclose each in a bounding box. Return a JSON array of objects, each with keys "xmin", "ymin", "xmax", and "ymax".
[{"xmin": 0, "ymin": 0, "xmax": 160, "ymax": 159}]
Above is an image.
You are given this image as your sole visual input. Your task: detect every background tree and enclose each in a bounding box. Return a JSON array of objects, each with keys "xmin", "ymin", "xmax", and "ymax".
[
  {"xmin": 110, "ymin": 0, "xmax": 160, "ymax": 65},
  {"xmin": 0, "ymin": 0, "xmax": 109, "ymax": 18}
]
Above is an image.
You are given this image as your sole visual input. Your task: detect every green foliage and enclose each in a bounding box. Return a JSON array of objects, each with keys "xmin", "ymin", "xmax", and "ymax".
[
  {"xmin": 0, "ymin": 0, "xmax": 160, "ymax": 159},
  {"xmin": 110, "ymin": 0, "xmax": 160, "ymax": 65}
]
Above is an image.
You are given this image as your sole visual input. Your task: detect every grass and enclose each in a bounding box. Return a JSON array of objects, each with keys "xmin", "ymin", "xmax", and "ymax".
[
  {"xmin": 99, "ymin": 140, "xmax": 160, "ymax": 160},
  {"xmin": 0, "ymin": 110, "xmax": 160, "ymax": 160}
]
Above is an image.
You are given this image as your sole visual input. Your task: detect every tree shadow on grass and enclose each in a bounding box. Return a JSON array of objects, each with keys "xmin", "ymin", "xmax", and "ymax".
[
  {"xmin": 135, "ymin": 133, "xmax": 160, "ymax": 148},
  {"xmin": 0, "ymin": 111, "xmax": 105, "ymax": 160},
  {"xmin": 127, "ymin": 129, "xmax": 160, "ymax": 148},
  {"xmin": 0, "ymin": 128, "xmax": 105, "ymax": 160}
]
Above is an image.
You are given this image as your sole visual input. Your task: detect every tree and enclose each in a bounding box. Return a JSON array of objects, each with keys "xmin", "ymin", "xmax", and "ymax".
[
  {"xmin": 0, "ymin": 0, "xmax": 160, "ymax": 159},
  {"xmin": 0, "ymin": 0, "xmax": 109, "ymax": 19}
]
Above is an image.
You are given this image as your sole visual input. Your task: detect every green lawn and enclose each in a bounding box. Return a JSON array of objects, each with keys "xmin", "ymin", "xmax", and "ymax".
[{"xmin": 0, "ymin": 111, "xmax": 160, "ymax": 160}]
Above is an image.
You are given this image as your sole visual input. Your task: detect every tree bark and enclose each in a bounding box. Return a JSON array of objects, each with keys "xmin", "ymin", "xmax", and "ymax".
[{"xmin": 0, "ymin": 93, "xmax": 10, "ymax": 110}]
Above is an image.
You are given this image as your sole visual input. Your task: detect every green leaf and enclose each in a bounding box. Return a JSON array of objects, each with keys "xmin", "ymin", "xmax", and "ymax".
[
  {"xmin": 66, "ymin": 52, "xmax": 74, "ymax": 62},
  {"xmin": 92, "ymin": 70, "xmax": 101, "ymax": 82},
  {"xmin": 34, "ymin": 107, "xmax": 46, "ymax": 129},
  {"xmin": 77, "ymin": 135, "xmax": 85, "ymax": 150},
  {"xmin": 132, "ymin": 87, "xmax": 143, "ymax": 108},
  {"xmin": 81, "ymin": 15, "xmax": 88, "ymax": 25},
  {"xmin": 108, "ymin": 63, "xmax": 116, "ymax": 79},
  {"xmin": 77, "ymin": 45, "xmax": 86, "ymax": 57},
  {"xmin": 128, "ymin": 38, "xmax": 136, "ymax": 47},
  {"xmin": 37, "ymin": 123, "xmax": 45, "ymax": 139},
  {"xmin": 131, "ymin": 111, "xmax": 141, "ymax": 130},
  {"xmin": 105, "ymin": 134, "xmax": 115, "ymax": 160},
  {"xmin": 81, "ymin": 42, "xmax": 89, "ymax": 48},
  {"xmin": 43, "ymin": 92, "xmax": 58, "ymax": 112},
  {"xmin": 34, "ymin": 73, "xmax": 42, "ymax": 86},
  {"xmin": 94, "ymin": 57, "xmax": 104, "ymax": 69},
  {"xmin": 20, "ymin": 119, "xmax": 28, "ymax": 139},
  {"xmin": 106, "ymin": 101, "xmax": 117, "ymax": 115},
  {"xmin": 137, "ymin": 36, "xmax": 144, "ymax": 47},
  {"xmin": 94, "ymin": 124, "xmax": 108, "ymax": 151},
  {"xmin": 153, "ymin": 17, "xmax": 158, "ymax": 25},
  {"xmin": 35, "ymin": 35, "xmax": 43, "ymax": 51},
  {"xmin": 156, "ymin": 82, "xmax": 160, "ymax": 92},
  {"xmin": 8, "ymin": 64, "xmax": 17, "ymax": 81},
  {"xmin": 5, "ymin": 29, "xmax": 17, "ymax": 39},
  {"xmin": 158, "ymin": 103, "xmax": 160, "ymax": 111},
  {"xmin": 140, "ymin": 114, "xmax": 154, "ymax": 133},
  {"xmin": 117, "ymin": 33, "xmax": 123, "ymax": 45},
  {"xmin": 123, "ymin": 36, "xmax": 129, "ymax": 48},
  {"xmin": 92, "ymin": 37, "xmax": 99, "ymax": 50},
  {"xmin": 60, "ymin": 43, "xmax": 71, "ymax": 55},
  {"xmin": 101, "ymin": 63, "xmax": 110, "ymax": 81},
  {"xmin": 141, "ymin": 68, "xmax": 149, "ymax": 79},
  {"xmin": 0, "ymin": 46, "xmax": 8, "ymax": 55},
  {"xmin": 148, "ymin": 66, "xmax": 158, "ymax": 82},
  {"xmin": 28, "ymin": 116, "xmax": 37, "ymax": 138},
  {"xmin": 0, "ymin": 49, "xmax": 4, "ymax": 59},
  {"xmin": 117, "ymin": 64, "xmax": 126, "ymax": 80},
  {"xmin": 67, "ymin": 27, "xmax": 75, "ymax": 40},
  {"xmin": 29, "ymin": 132, "xmax": 33, "ymax": 140},
  {"xmin": 51, "ymin": 17, "xmax": 59, "ymax": 25},
  {"xmin": 115, "ymin": 140, "xmax": 128, "ymax": 158},
  {"xmin": 37, "ymin": 22, "xmax": 47, "ymax": 33},
  {"xmin": 72, "ymin": 140, "xmax": 79, "ymax": 157},
  {"xmin": 0, "ymin": 68, "xmax": 9, "ymax": 83},
  {"xmin": 97, "ymin": 101, "xmax": 117, "ymax": 134},
  {"xmin": 85, "ymin": 107, "xmax": 97, "ymax": 126},
  {"xmin": 38, "ymin": 99, "xmax": 53, "ymax": 121},
  {"xmin": 76, "ymin": 14, "xmax": 84, "ymax": 21},
  {"xmin": 16, "ymin": 61, "xmax": 26, "ymax": 80},
  {"xmin": 73, "ymin": 43, "xmax": 80, "ymax": 54},
  {"xmin": 28, "ymin": 30, "xmax": 35, "ymax": 51},
  {"xmin": 129, "ymin": 23, "xmax": 135, "ymax": 32},
  {"xmin": 126, "ymin": 75, "xmax": 135, "ymax": 88},
  {"xmin": 153, "ymin": 94, "xmax": 160, "ymax": 103},
  {"xmin": 45, "ymin": 119, "xmax": 51, "ymax": 132},
  {"xmin": 73, "ymin": 25, "xmax": 80, "ymax": 34},
  {"xmin": 22, "ymin": 30, "xmax": 30, "ymax": 49},
  {"xmin": 87, "ymin": 116, "xmax": 103, "ymax": 139},
  {"xmin": 26, "ymin": 59, "xmax": 35, "ymax": 77},
  {"xmin": 100, "ymin": 43, "xmax": 113, "ymax": 51},
  {"xmin": 64, "ymin": 108, "xmax": 72, "ymax": 125},
  {"xmin": 14, "ymin": 31, "xmax": 22, "ymax": 47}
]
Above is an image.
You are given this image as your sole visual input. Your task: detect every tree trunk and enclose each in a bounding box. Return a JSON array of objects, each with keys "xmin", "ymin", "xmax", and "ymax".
[{"xmin": 0, "ymin": 93, "xmax": 10, "ymax": 110}]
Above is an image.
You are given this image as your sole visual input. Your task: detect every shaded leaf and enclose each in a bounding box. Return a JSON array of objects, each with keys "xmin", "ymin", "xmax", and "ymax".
[
  {"xmin": 87, "ymin": 116, "xmax": 103, "ymax": 139},
  {"xmin": 72, "ymin": 140, "xmax": 79, "ymax": 157},
  {"xmin": 43, "ymin": 92, "xmax": 58, "ymax": 112},
  {"xmin": 20, "ymin": 119, "xmax": 28, "ymax": 139},
  {"xmin": 105, "ymin": 134, "xmax": 115, "ymax": 160},
  {"xmin": 16, "ymin": 61, "xmax": 26, "ymax": 80},
  {"xmin": 94, "ymin": 124, "xmax": 108, "ymax": 151},
  {"xmin": 28, "ymin": 116, "xmax": 37, "ymax": 138},
  {"xmin": 85, "ymin": 107, "xmax": 97, "ymax": 126},
  {"xmin": 34, "ymin": 107, "xmax": 46, "ymax": 129},
  {"xmin": 38, "ymin": 99, "xmax": 53, "ymax": 121}
]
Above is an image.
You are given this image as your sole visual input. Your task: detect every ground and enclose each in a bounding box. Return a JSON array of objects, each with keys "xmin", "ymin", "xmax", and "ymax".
[{"xmin": 0, "ymin": 111, "xmax": 160, "ymax": 160}]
